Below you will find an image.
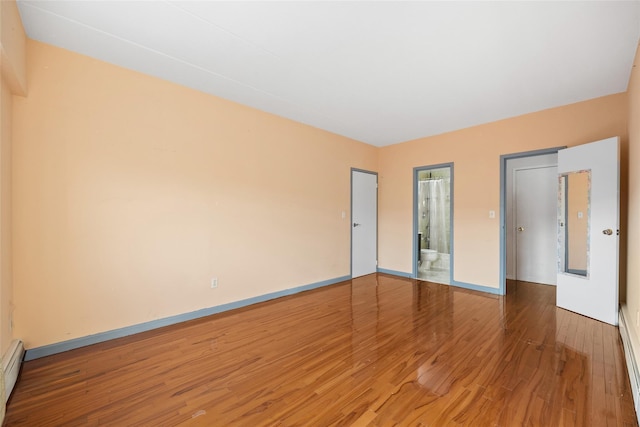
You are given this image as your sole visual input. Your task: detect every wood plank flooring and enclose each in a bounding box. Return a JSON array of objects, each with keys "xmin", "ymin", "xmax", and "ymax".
[{"xmin": 5, "ymin": 274, "xmax": 638, "ymax": 426}]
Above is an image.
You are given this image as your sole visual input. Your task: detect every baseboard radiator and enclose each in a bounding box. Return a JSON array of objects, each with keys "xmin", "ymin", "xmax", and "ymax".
[
  {"xmin": 619, "ymin": 308, "xmax": 640, "ymax": 425},
  {"xmin": 2, "ymin": 340, "xmax": 24, "ymax": 402}
]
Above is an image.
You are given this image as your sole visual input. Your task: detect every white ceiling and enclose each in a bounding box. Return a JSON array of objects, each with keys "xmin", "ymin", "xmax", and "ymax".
[{"xmin": 16, "ymin": 1, "xmax": 640, "ymax": 147}]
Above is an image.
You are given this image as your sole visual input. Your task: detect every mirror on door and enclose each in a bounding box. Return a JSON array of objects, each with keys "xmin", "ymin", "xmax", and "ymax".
[{"xmin": 558, "ymin": 170, "xmax": 591, "ymax": 277}]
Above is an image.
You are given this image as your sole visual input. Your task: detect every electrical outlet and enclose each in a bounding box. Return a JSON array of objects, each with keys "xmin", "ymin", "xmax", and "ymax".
[{"xmin": 211, "ymin": 277, "xmax": 218, "ymax": 289}]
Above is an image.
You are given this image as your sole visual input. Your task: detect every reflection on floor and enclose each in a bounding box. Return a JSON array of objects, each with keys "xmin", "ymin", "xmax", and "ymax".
[
  {"xmin": 5, "ymin": 276, "xmax": 636, "ymax": 425},
  {"xmin": 418, "ymin": 268, "xmax": 450, "ymax": 285}
]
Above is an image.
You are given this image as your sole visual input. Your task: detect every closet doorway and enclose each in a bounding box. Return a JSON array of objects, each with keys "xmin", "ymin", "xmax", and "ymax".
[{"xmin": 502, "ymin": 150, "xmax": 559, "ymax": 292}]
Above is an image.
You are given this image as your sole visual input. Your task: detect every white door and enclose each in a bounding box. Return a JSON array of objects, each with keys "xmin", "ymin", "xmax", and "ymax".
[
  {"xmin": 515, "ymin": 166, "xmax": 557, "ymax": 285},
  {"xmin": 351, "ymin": 170, "xmax": 377, "ymax": 278},
  {"xmin": 557, "ymin": 137, "xmax": 619, "ymax": 325}
]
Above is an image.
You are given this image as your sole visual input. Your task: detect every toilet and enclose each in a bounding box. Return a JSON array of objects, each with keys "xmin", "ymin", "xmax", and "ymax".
[{"xmin": 420, "ymin": 249, "xmax": 439, "ymax": 270}]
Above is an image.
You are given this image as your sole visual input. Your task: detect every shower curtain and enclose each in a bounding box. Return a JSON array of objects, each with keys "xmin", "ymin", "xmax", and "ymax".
[{"xmin": 419, "ymin": 179, "xmax": 450, "ymax": 254}]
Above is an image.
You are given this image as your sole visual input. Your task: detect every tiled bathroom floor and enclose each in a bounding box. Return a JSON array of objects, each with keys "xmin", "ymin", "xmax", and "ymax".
[{"xmin": 418, "ymin": 268, "xmax": 450, "ymax": 285}]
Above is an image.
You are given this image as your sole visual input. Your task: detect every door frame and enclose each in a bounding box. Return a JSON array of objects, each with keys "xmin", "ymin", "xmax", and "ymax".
[
  {"xmin": 413, "ymin": 163, "xmax": 454, "ymax": 280},
  {"xmin": 350, "ymin": 168, "xmax": 378, "ymax": 278},
  {"xmin": 499, "ymin": 147, "xmax": 565, "ymax": 295}
]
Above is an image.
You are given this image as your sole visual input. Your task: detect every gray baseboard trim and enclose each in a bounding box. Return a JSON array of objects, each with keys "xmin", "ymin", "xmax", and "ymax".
[
  {"xmin": 24, "ymin": 275, "xmax": 351, "ymax": 361},
  {"xmin": 619, "ymin": 305, "xmax": 640, "ymax": 425},
  {"xmin": 377, "ymin": 268, "xmax": 413, "ymax": 278},
  {"xmin": 451, "ymin": 280, "xmax": 503, "ymax": 295}
]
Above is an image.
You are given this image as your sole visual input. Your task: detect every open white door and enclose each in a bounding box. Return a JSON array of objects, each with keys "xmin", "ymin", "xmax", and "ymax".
[
  {"xmin": 557, "ymin": 137, "xmax": 619, "ymax": 325},
  {"xmin": 351, "ymin": 170, "xmax": 377, "ymax": 278}
]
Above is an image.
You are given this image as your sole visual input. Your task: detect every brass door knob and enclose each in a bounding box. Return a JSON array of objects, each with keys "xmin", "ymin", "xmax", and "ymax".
[
  {"xmin": 603, "ymin": 229, "xmax": 613, "ymax": 235},
  {"xmin": 517, "ymin": 226, "xmax": 524, "ymax": 232}
]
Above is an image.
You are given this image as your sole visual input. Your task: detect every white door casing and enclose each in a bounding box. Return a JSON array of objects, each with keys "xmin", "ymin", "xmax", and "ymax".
[
  {"xmin": 557, "ymin": 137, "xmax": 619, "ymax": 325},
  {"xmin": 351, "ymin": 170, "xmax": 377, "ymax": 278},
  {"xmin": 514, "ymin": 166, "xmax": 558, "ymax": 285}
]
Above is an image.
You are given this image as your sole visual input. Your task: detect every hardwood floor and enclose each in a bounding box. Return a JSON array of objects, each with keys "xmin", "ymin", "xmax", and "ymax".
[{"xmin": 5, "ymin": 274, "xmax": 638, "ymax": 426}]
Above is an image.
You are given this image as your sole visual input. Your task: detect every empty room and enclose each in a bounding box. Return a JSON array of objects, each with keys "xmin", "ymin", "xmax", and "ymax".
[{"xmin": 2, "ymin": 1, "xmax": 640, "ymax": 425}]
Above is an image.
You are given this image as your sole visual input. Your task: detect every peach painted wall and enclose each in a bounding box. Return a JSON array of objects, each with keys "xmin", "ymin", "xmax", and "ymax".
[
  {"xmin": 0, "ymin": 78, "xmax": 12, "ymax": 360},
  {"xmin": 566, "ymin": 172, "xmax": 589, "ymax": 272},
  {"xmin": 0, "ymin": 0, "xmax": 25, "ymax": 361},
  {"xmin": 1, "ymin": 0, "xmax": 27, "ymax": 95},
  {"xmin": 12, "ymin": 40, "xmax": 378, "ymax": 349},
  {"xmin": 379, "ymin": 94, "xmax": 628, "ymax": 288},
  {"xmin": 624, "ymin": 42, "xmax": 640, "ymax": 361}
]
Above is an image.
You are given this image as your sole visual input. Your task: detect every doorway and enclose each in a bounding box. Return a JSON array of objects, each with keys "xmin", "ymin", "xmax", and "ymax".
[
  {"xmin": 500, "ymin": 140, "xmax": 620, "ymax": 325},
  {"xmin": 351, "ymin": 169, "xmax": 378, "ymax": 278},
  {"xmin": 500, "ymin": 148, "xmax": 562, "ymax": 294},
  {"xmin": 413, "ymin": 164, "xmax": 453, "ymax": 285}
]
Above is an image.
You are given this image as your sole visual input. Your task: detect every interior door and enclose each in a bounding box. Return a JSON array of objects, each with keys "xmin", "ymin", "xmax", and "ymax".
[
  {"xmin": 557, "ymin": 137, "xmax": 619, "ymax": 325},
  {"xmin": 515, "ymin": 166, "xmax": 557, "ymax": 285},
  {"xmin": 351, "ymin": 169, "xmax": 377, "ymax": 278}
]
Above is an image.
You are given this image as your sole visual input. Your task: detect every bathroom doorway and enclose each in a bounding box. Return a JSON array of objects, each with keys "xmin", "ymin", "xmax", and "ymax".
[{"xmin": 413, "ymin": 164, "xmax": 453, "ymax": 285}]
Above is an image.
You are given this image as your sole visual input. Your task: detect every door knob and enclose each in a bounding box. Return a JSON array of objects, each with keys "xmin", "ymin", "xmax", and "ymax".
[
  {"xmin": 353, "ymin": 223, "xmax": 361, "ymax": 227},
  {"xmin": 517, "ymin": 226, "xmax": 524, "ymax": 232},
  {"xmin": 603, "ymin": 228, "xmax": 613, "ymax": 235}
]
